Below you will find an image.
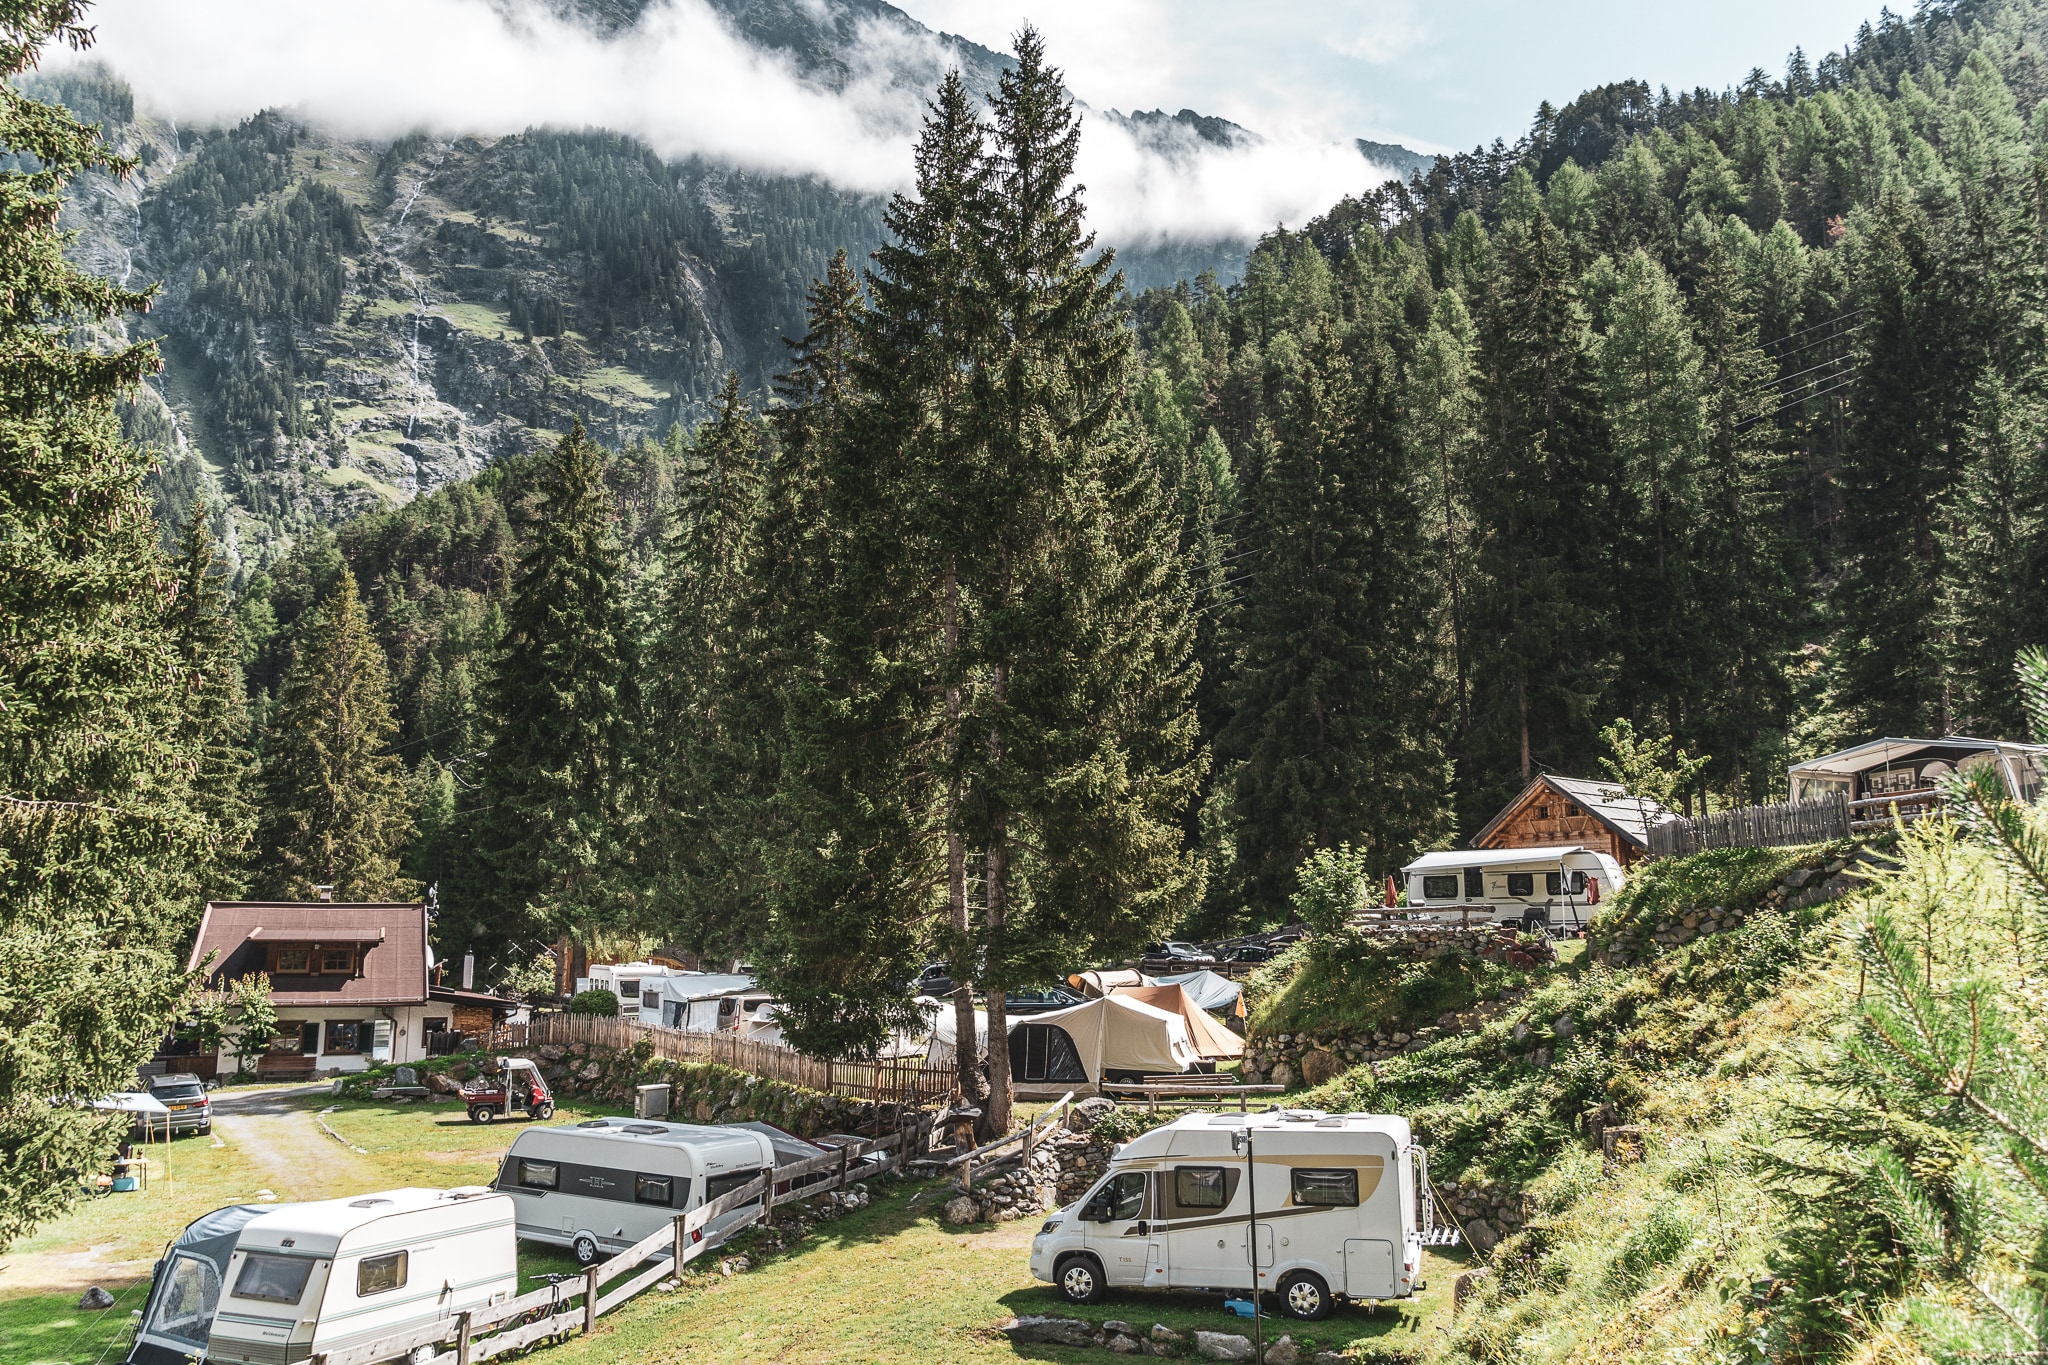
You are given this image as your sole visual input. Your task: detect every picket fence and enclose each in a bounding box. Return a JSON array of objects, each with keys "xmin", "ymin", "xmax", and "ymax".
[
  {"xmin": 1646, "ymin": 792, "xmax": 1852, "ymax": 859},
  {"xmin": 503, "ymin": 1013, "xmax": 956, "ymax": 1108}
]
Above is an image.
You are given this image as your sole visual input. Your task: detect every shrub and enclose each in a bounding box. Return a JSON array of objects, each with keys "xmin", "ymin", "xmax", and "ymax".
[
  {"xmin": 1291, "ymin": 843, "xmax": 1371, "ymax": 935},
  {"xmin": 568, "ymin": 988, "xmax": 620, "ymax": 1016}
]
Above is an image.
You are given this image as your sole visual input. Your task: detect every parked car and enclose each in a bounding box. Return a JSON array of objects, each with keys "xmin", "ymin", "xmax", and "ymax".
[
  {"xmin": 1003, "ymin": 986, "xmax": 1084, "ymax": 1016},
  {"xmin": 1219, "ymin": 943, "xmax": 1274, "ymax": 964},
  {"xmin": 1143, "ymin": 941, "xmax": 1216, "ymax": 965},
  {"xmin": 147, "ymin": 1073, "xmax": 212, "ymax": 1137},
  {"xmin": 914, "ymin": 963, "xmax": 958, "ymax": 998}
]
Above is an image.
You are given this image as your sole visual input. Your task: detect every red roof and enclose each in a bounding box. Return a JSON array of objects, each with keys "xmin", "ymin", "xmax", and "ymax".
[{"xmin": 188, "ymin": 902, "xmax": 429, "ymax": 1006}]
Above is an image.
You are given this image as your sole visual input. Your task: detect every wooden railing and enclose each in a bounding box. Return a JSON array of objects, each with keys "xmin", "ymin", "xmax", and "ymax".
[
  {"xmin": 505, "ymin": 1014, "xmax": 956, "ymax": 1107},
  {"xmin": 1647, "ymin": 793, "xmax": 1851, "ymax": 859},
  {"xmin": 313, "ymin": 1114, "xmax": 936, "ymax": 1365},
  {"xmin": 938, "ymin": 1092, "xmax": 1075, "ymax": 1189},
  {"xmin": 1101, "ymin": 1076, "xmax": 1285, "ymax": 1113}
]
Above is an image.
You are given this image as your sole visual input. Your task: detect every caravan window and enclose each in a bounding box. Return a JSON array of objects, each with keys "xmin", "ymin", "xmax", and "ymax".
[
  {"xmin": 356, "ymin": 1251, "xmax": 407, "ymax": 1297},
  {"xmin": 518, "ymin": 1160, "xmax": 560, "ymax": 1190},
  {"xmin": 147, "ymin": 1254, "xmax": 221, "ymax": 1347},
  {"xmin": 1422, "ymin": 875, "xmax": 1458, "ymax": 901},
  {"xmin": 705, "ymin": 1170, "xmax": 763, "ymax": 1207},
  {"xmin": 1506, "ymin": 873, "xmax": 1534, "ymax": 899},
  {"xmin": 1291, "ymin": 1168, "xmax": 1359, "ymax": 1207},
  {"xmin": 1464, "ymin": 868, "xmax": 1484, "ymax": 899},
  {"xmin": 635, "ymin": 1174, "xmax": 675, "ymax": 1206},
  {"xmin": 1172, "ymin": 1166, "xmax": 1236, "ymax": 1212},
  {"xmin": 233, "ymin": 1253, "xmax": 313, "ymax": 1305}
]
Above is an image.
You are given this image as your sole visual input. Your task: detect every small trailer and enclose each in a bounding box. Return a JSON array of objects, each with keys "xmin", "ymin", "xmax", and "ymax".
[
  {"xmin": 462, "ymin": 1057, "xmax": 556, "ymax": 1124},
  {"xmin": 204, "ymin": 1187, "xmax": 518, "ymax": 1365},
  {"xmin": 493, "ymin": 1117, "xmax": 778, "ymax": 1266},
  {"xmin": 1401, "ymin": 845, "xmax": 1625, "ymax": 934},
  {"xmin": 1031, "ymin": 1109, "xmax": 1444, "ymax": 1320},
  {"xmin": 126, "ymin": 1203, "xmax": 293, "ymax": 1365}
]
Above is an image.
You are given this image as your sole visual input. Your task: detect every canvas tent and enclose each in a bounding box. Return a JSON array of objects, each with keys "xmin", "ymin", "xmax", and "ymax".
[
  {"xmin": 1150, "ymin": 969, "xmax": 1244, "ymax": 1019},
  {"xmin": 649, "ymin": 973, "xmax": 756, "ymax": 1031},
  {"xmin": 1069, "ymin": 968, "xmax": 1148, "ymax": 998},
  {"xmin": 923, "ymin": 1001, "xmax": 988, "ymax": 1067},
  {"xmin": 1106, "ymin": 983, "xmax": 1244, "ymax": 1060},
  {"xmin": 1006, "ymin": 995, "xmax": 1202, "ymax": 1088}
]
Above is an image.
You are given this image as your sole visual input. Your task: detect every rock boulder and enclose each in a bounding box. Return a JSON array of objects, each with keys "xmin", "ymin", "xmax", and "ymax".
[
  {"xmin": 1002, "ymin": 1317, "xmax": 1096, "ymax": 1348},
  {"xmin": 1193, "ymin": 1330, "xmax": 1255, "ymax": 1361}
]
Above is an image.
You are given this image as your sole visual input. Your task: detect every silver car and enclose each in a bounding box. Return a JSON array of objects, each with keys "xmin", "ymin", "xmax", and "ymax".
[{"xmin": 147, "ymin": 1073, "xmax": 212, "ymax": 1136}]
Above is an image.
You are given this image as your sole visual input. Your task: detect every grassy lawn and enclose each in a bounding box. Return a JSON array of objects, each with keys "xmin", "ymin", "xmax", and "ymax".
[{"xmin": 1, "ymin": 1090, "xmax": 1463, "ymax": 1364}]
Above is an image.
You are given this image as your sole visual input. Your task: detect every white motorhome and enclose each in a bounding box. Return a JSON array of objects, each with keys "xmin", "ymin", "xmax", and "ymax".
[
  {"xmin": 1401, "ymin": 845, "xmax": 1624, "ymax": 933},
  {"xmin": 205, "ymin": 1188, "xmax": 517, "ymax": 1365},
  {"xmin": 492, "ymin": 1117, "xmax": 778, "ymax": 1266},
  {"xmin": 1030, "ymin": 1110, "xmax": 1432, "ymax": 1321}
]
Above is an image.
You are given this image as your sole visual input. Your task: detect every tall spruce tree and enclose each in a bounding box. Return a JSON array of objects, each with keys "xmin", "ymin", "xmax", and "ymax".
[
  {"xmin": 0, "ymin": 0, "xmax": 211, "ymax": 1244},
  {"xmin": 168, "ymin": 501, "xmax": 256, "ymax": 898},
  {"xmin": 461, "ymin": 423, "xmax": 633, "ymax": 954},
  {"xmin": 256, "ymin": 568, "xmax": 416, "ymax": 899},
  {"xmin": 1223, "ymin": 317, "xmax": 1451, "ymax": 914},
  {"xmin": 1403, "ymin": 289, "xmax": 1482, "ymax": 746}
]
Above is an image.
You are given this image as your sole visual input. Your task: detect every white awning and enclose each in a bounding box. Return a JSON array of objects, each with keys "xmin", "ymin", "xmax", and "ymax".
[{"xmin": 1404, "ymin": 846, "xmax": 1600, "ymax": 874}]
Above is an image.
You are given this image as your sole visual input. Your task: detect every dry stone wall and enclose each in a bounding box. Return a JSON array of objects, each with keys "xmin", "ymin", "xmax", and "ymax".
[
  {"xmin": 1589, "ymin": 844, "xmax": 1896, "ymax": 968},
  {"xmin": 524, "ymin": 1038, "xmax": 895, "ymax": 1137}
]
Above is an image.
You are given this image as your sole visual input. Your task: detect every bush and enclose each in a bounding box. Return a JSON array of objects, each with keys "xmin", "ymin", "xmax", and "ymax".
[
  {"xmin": 1291, "ymin": 843, "xmax": 1371, "ymax": 935},
  {"xmin": 568, "ymin": 988, "xmax": 619, "ymax": 1016}
]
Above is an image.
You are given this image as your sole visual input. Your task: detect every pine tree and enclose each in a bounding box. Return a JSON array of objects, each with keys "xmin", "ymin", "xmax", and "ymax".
[
  {"xmin": 1223, "ymin": 318, "xmax": 1450, "ymax": 915},
  {"xmin": 460, "ymin": 423, "xmax": 633, "ymax": 951},
  {"xmin": 167, "ymin": 501, "xmax": 256, "ymax": 898},
  {"xmin": 1466, "ymin": 197, "xmax": 1616, "ymax": 823},
  {"xmin": 0, "ymin": 0, "xmax": 211, "ymax": 1244},
  {"xmin": 1403, "ymin": 289, "xmax": 1481, "ymax": 745},
  {"xmin": 256, "ymin": 568, "xmax": 416, "ymax": 899}
]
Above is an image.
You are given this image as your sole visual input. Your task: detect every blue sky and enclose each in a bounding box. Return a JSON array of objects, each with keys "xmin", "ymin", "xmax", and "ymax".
[{"xmin": 893, "ymin": 0, "xmax": 1899, "ymax": 151}]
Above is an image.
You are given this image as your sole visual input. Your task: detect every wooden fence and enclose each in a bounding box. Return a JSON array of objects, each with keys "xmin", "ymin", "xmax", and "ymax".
[
  {"xmin": 1646, "ymin": 792, "xmax": 1851, "ymax": 859},
  {"xmin": 313, "ymin": 1114, "xmax": 936, "ymax": 1365},
  {"xmin": 504, "ymin": 1013, "xmax": 956, "ymax": 1108}
]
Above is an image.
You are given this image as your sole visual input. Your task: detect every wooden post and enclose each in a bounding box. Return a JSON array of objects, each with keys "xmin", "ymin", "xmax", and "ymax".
[
  {"xmin": 583, "ymin": 1264, "xmax": 599, "ymax": 1333},
  {"xmin": 673, "ymin": 1214, "xmax": 687, "ymax": 1275},
  {"xmin": 456, "ymin": 1311, "xmax": 473, "ymax": 1365}
]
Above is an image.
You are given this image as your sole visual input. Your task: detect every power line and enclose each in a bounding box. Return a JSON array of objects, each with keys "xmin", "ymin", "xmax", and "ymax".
[{"xmin": 1759, "ymin": 305, "xmax": 1866, "ymax": 354}]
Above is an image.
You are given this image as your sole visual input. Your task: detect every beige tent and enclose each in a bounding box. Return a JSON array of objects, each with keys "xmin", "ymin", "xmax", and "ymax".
[
  {"xmin": 1007, "ymin": 995, "xmax": 1202, "ymax": 1087},
  {"xmin": 1108, "ymin": 983, "xmax": 1245, "ymax": 1060},
  {"xmin": 1069, "ymin": 968, "xmax": 1150, "ymax": 998}
]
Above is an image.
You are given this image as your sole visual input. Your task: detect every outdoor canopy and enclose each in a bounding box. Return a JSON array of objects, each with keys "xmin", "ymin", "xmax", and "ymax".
[
  {"xmin": 1006, "ymin": 994, "xmax": 1202, "ymax": 1087},
  {"xmin": 1106, "ymin": 983, "xmax": 1245, "ymax": 1059},
  {"xmin": 1068, "ymin": 968, "xmax": 1149, "ymax": 998},
  {"xmin": 1148, "ymin": 969, "xmax": 1245, "ymax": 1019}
]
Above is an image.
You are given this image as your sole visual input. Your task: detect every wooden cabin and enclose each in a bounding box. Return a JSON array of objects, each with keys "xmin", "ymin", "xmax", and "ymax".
[{"xmin": 1473, "ymin": 774, "xmax": 1673, "ymax": 869}]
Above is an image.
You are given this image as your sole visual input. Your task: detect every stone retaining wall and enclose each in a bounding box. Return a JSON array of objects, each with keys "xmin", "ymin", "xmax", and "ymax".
[
  {"xmin": 1589, "ymin": 844, "xmax": 1893, "ymax": 968},
  {"xmin": 943, "ymin": 1135, "xmax": 1117, "ymax": 1224},
  {"xmin": 525, "ymin": 1038, "xmax": 896, "ymax": 1137}
]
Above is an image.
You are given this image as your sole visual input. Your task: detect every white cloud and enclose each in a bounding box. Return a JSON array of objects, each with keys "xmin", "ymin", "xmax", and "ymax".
[
  {"xmin": 55, "ymin": 0, "xmax": 1384, "ymax": 243},
  {"xmin": 1332, "ymin": 1, "xmax": 1427, "ymax": 64}
]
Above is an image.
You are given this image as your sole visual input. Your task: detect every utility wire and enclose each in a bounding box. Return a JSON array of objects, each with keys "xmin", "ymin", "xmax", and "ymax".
[{"xmin": 1759, "ymin": 306, "xmax": 1866, "ymax": 353}]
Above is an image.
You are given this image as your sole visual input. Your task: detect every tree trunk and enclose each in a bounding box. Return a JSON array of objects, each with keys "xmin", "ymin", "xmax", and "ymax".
[
  {"xmin": 981, "ymin": 663, "xmax": 1013, "ymax": 1139},
  {"xmin": 942, "ymin": 565, "xmax": 978, "ymax": 1102}
]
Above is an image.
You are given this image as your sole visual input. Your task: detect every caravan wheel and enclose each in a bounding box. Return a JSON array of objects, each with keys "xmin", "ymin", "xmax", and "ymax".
[{"xmin": 572, "ymin": 1234, "xmax": 601, "ymax": 1267}]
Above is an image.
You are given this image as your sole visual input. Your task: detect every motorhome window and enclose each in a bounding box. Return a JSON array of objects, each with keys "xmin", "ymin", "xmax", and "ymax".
[
  {"xmin": 148, "ymin": 1254, "xmax": 221, "ymax": 1346},
  {"xmin": 1568, "ymin": 871, "xmax": 1587, "ymax": 894},
  {"xmin": 1422, "ymin": 874, "xmax": 1458, "ymax": 900},
  {"xmin": 325, "ymin": 1021, "xmax": 360, "ymax": 1054},
  {"xmin": 1464, "ymin": 868, "xmax": 1484, "ymax": 899},
  {"xmin": 356, "ymin": 1251, "xmax": 407, "ymax": 1297},
  {"xmin": 1174, "ymin": 1167, "xmax": 1231, "ymax": 1209},
  {"xmin": 705, "ymin": 1170, "xmax": 763, "ymax": 1205},
  {"xmin": 275, "ymin": 948, "xmax": 309, "ymax": 974},
  {"xmin": 1085, "ymin": 1172, "xmax": 1146, "ymax": 1222},
  {"xmin": 518, "ymin": 1160, "xmax": 560, "ymax": 1190},
  {"xmin": 1506, "ymin": 873, "xmax": 1535, "ymax": 899},
  {"xmin": 321, "ymin": 949, "xmax": 352, "ymax": 974},
  {"xmin": 233, "ymin": 1253, "xmax": 313, "ymax": 1304},
  {"xmin": 1291, "ymin": 1168, "xmax": 1360, "ymax": 1207},
  {"xmin": 635, "ymin": 1174, "xmax": 674, "ymax": 1206},
  {"xmin": 1545, "ymin": 872, "xmax": 1562, "ymax": 896}
]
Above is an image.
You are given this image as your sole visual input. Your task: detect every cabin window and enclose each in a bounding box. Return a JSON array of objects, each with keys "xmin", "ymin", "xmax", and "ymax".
[
  {"xmin": 233, "ymin": 1253, "xmax": 313, "ymax": 1305},
  {"xmin": 1084, "ymin": 1172, "xmax": 1146, "ymax": 1222},
  {"xmin": 1291, "ymin": 1168, "xmax": 1360, "ymax": 1207},
  {"xmin": 518, "ymin": 1160, "xmax": 559, "ymax": 1190},
  {"xmin": 1174, "ymin": 1166, "xmax": 1231, "ymax": 1210},
  {"xmin": 1536, "ymin": 804, "xmax": 1550, "ymax": 820},
  {"xmin": 635, "ymin": 1174, "xmax": 673, "ymax": 1206},
  {"xmin": 1422, "ymin": 875, "xmax": 1459, "ymax": 901},
  {"xmin": 324, "ymin": 1021, "xmax": 361, "ymax": 1054},
  {"xmin": 1464, "ymin": 868, "xmax": 1484, "ymax": 899},
  {"xmin": 1506, "ymin": 873, "xmax": 1535, "ymax": 899},
  {"xmin": 148, "ymin": 1254, "xmax": 221, "ymax": 1347},
  {"xmin": 1545, "ymin": 872, "xmax": 1562, "ymax": 896},
  {"xmin": 320, "ymin": 948, "xmax": 353, "ymax": 974},
  {"xmin": 356, "ymin": 1251, "xmax": 407, "ymax": 1297},
  {"xmin": 275, "ymin": 948, "xmax": 309, "ymax": 974}
]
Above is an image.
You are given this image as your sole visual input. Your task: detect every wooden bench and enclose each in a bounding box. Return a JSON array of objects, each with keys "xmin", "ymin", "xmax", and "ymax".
[{"xmin": 257, "ymin": 1054, "xmax": 318, "ymax": 1082}]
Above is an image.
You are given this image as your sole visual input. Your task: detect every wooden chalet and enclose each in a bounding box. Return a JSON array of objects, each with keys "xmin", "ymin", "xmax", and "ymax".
[{"xmin": 1474, "ymin": 774, "xmax": 1674, "ymax": 869}]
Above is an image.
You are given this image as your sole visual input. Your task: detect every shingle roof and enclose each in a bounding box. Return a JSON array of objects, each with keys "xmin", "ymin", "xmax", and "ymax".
[
  {"xmin": 188, "ymin": 902, "xmax": 428, "ymax": 1006},
  {"xmin": 1472, "ymin": 775, "xmax": 1675, "ymax": 852}
]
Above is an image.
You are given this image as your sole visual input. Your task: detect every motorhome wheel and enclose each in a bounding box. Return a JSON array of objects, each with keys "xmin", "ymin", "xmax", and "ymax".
[
  {"xmin": 1055, "ymin": 1254, "xmax": 1104, "ymax": 1305},
  {"xmin": 1278, "ymin": 1270, "xmax": 1333, "ymax": 1321},
  {"xmin": 572, "ymin": 1234, "xmax": 601, "ymax": 1266}
]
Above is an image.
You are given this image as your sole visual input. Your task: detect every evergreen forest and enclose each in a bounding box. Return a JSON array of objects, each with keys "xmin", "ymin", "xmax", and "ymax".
[{"xmin": 9, "ymin": 2, "xmax": 2048, "ymax": 1350}]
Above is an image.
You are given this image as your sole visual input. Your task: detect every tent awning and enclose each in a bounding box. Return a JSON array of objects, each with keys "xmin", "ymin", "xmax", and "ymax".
[
  {"xmin": 1008, "ymin": 995, "xmax": 1201, "ymax": 1083},
  {"xmin": 1107, "ymin": 984, "xmax": 1244, "ymax": 1059},
  {"xmin": 1149, "ymin": 969, "xmax": 1245, "ymax": 1018}
]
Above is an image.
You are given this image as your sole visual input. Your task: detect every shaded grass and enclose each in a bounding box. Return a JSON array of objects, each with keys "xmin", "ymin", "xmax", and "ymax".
[{"xmin": 1248, "ymin": 932, "xmax": 1553, "ymax": 1037}]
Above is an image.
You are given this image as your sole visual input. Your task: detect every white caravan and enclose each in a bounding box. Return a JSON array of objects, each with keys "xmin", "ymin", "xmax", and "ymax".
[
  {"xmin": 126, "ymin": 1203, "xmax": 296, "ymax": 1365},
  {"xmin": 647, "ymin": 974, "xmax": 758, "ymax": 1031},
  {"xmin": 1401, "ymin": 845, "xmax": 1625, "ymax": 933},
  {"xmin": 493, "ymin": 1117, "xmax": 778, "ymax": 1265},
  {"xmin": 1030, "ymin": 1110, "xmax": 1432, "ymax": 1321},
  {"xmin": 205, "ymin": 1188, "xmax": 517, "ymax": 1365}
]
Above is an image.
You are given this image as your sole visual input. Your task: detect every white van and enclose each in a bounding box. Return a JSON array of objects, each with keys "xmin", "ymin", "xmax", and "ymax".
[
  {"xmin": 493, "ymin": 1118, "xmax": 778, "ymax": 1266},
  {"xmin": 1030, "ymin": 1110, "xmax": 1432, "ymax": 1321},
  {"xmin": 206, "ymin": 1188, "xmax": 516, "ymax": 1365},
  {"xmin": 1401, "ymin": 845, "xmax": 1624, "ymax": 933}
]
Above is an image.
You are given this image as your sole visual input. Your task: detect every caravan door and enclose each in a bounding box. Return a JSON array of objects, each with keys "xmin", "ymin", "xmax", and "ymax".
[{"xmin": 1345, "ymin": 1239, "xmax": 1397, "ymax": 1298}]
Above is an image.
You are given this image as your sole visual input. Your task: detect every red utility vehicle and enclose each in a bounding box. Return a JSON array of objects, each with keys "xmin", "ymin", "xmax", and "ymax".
[{"xmin": 462, "ymin": 1057, "xmax": 556, "ymax": 1124}]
